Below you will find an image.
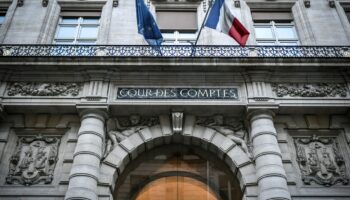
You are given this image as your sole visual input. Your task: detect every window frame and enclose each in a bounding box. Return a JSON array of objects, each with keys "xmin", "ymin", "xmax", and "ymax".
[
  {"xmin": 54, "ymin": 14, "xmax": 100, "ymax": 45},
  {"xmin": 254, "ymin": 21, "xmax": 299, "ymax": 46}
]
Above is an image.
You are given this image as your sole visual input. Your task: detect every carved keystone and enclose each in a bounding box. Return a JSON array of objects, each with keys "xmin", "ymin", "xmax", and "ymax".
[{"xmin": 172, "ymin": 112, "xmax": 184, "ymax": 134}]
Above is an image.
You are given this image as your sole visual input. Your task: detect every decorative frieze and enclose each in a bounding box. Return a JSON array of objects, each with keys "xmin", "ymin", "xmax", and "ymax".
[
  {"xmin": 294, "ymin": 135, "xmax": 349, "ymax": 186},
  {"xmin": 6, "ymin": 135, "xmax": 60, "ymax": 186},
  {"xmin": 272, "ymin": 83, "xmax": 348, "ymax": 97},
  {"xmin": 196, "ymin": 115, "xmax": 251, "ymax": 158},
  {"xmin": 105, "ymin": 115, "xmax": 160, "ymax": 154},
  {"xmin": 7, "ymin": 82, "xmax": 81, "ymax": 96}
]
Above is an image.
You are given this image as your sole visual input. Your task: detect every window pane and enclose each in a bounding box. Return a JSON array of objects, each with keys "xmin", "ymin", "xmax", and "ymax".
[
  {"xmin": 275, "ymin": 27, "xmax": 296, "ymax": 39},
  {"xmin": 61, "ymin": 17, "xmax": 79, "ymax": 24},
  {"xmin": 254, "ymin": 27, "xmax": 274, "ymax": 39},
  {"xmin": 56, "ymin": 26, "xmax": 77, "ymax": 38},
  {"xmin": 79, "ymin": 26, "xmax": 98, "ymax": 38},
  {"xmin": 0, "ymin": 15, "xmax": 5, "ymax": 25},
  {"xmin": 82, "ymin": 17, "xmax": 100, "ymax": 24}
]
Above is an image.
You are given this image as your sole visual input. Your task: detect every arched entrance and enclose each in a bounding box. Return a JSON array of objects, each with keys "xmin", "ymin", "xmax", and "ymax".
[
  {"xmin": 102, "ymin": 117, "xmax": 258, "ymax": 200},
  {"xmin": 114, "ymin": 144, "xmax": 242, "ymax": 200}
]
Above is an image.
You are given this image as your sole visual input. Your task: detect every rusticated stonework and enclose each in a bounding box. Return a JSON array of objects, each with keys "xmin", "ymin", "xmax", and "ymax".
[
  {"xmin": 294, "ymin": 135, "xmax": 349, "ymax": 186},
  {"xmin": 6, "ymin": 136, "xmax": 60, "ymax": 186},
  {"xmin": 196, "ymin": 115, "xmax": 252, "ymax": 158},
  {"xmin": 272, "ymin": 83, "xmax": 348, "ymax": 97},
  {"xmin": 7, "ymin": 82, "xmax": 81, "ymax": 96}
]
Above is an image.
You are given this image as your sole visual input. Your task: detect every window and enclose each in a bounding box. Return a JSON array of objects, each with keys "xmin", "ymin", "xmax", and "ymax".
[
  {"xmin": 54, "ymin": 12, "xmax": 100, "ymax": 44},
  {"xmin": 346, "ymin": 10, "xmax": 350, "ymax": 22},
  {"xmin": 252, "ymin": 12, "xmax": 299, "ymax": 45},
  {"xmin": 156, "ymin": 10, "xmax": 198, "ymax": 45},
  {"xmin": 0, "ymin": 14, "xmax": 5, "ymax": 26}
]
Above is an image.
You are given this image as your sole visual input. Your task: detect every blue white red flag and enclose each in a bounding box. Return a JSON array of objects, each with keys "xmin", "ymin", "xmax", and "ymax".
[
  {"xmin": 205, "ymin": 0, "xmax": 250, "ymax": 47},
  {"xmin": 136, "ymin": 0, "xmax": 163, "ymax": 46}
]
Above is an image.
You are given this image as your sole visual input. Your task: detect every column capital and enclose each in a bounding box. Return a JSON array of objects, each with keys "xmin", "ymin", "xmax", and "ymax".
[
  {"xmin": 76, "ymin": 105, "xmax": 109, "ymax": 122},
  {"xmin": 247, "ymin": 109, "xmax": 276, "ymax": 122}
]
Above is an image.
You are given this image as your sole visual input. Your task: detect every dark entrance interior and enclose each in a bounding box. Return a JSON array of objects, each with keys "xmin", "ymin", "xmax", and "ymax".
[{"xmin": 114, "ymin": 144, "xmax": 243, "ymax": 200}]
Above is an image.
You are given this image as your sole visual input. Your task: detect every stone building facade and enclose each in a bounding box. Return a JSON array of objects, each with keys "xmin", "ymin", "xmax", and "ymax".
[{"xmin": 0, "ymin": 0, "xmax": 350, "ymax": 200}]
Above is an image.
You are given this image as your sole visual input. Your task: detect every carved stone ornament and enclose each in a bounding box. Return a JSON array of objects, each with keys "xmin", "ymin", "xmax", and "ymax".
[
  {"xmin": 172, "ymin": 112, "xmax": 183, "ymax": 134},
  {"xmin": 17, "ymin": 0, "xmax": 24, "ymax": 7},
  {"xmin": 6, "ymin": 135, "xmax": 60, "ymax": 186},
  {"xmin": 196, "ymin": 115, "xmax": 252, "ymax": 158},
  {"xmin": 272, "ymin": 83, "xmax": 348, "ymax": 97},
  {"xmin": 105, "ymin": 115, "xmax": 160, "ymax": 155},
  {"xmin": 42, "ymin": 0, "xmax": 48, "ymax": 7},
  {"xmin": 7, "ymin": 82, "xmax": 81, "ymax": 96},
  {"xmin": 294, "ymin": 135, "xmax": 349, "ymax": 186},
  {"xmin": 234, "ymin": 0, "xmax": 240, "ymax": 8},
  {"xmin": 113, "ymin": 0, "xmax": 118, "ymax": 7},
  {"xmin": 304, "ymin": 0, "xmax": 310, "ymax": 8},
  {"xmin": 328, "ymin": 0, "xmax": 335, "ymax": 8}
]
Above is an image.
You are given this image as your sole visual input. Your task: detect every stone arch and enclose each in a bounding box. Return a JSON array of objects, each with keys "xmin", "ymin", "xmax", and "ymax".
[{"xmin": 101, "ymin": 115, "xmax": 258, "ymax": 199}]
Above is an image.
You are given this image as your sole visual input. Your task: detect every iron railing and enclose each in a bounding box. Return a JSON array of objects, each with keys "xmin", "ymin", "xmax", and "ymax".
[{"xmin": 0, "ymin": 45, "xmax": 349, "ymax": 58}]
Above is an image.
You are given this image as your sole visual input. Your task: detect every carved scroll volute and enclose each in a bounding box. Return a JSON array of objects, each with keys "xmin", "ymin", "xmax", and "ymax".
[
  {"xmin": 6, "ymin": 136, "xmax": 60, "ymax": 186},
  {"xmin": 294, "ymin": 136, "xmax": 349, "ymax": 186}
]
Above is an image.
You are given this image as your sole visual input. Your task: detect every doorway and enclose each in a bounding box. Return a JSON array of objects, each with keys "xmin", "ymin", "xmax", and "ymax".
[
  {"xmin": 135, "ymin": 176, "xmax": 219, "ymax": 200},
  {"xmin": 114, "ymin": 144, "xmax": 242, "ymax": 200}
]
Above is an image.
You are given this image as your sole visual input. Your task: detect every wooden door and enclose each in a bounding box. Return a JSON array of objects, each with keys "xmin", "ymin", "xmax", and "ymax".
[{"xmin": 135, "ymin": 176, "xmax": 218, "ymax": 200}]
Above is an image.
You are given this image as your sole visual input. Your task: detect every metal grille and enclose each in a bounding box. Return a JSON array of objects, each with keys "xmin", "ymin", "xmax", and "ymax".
[{"xmin": 0, "ymin": 45, "xmax": 349, "ymax": 58}]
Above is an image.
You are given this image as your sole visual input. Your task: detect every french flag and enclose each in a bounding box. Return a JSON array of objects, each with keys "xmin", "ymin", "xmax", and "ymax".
[{"xmin": 205, "ymin": 0, "xmax": 250, "ymax": 47}]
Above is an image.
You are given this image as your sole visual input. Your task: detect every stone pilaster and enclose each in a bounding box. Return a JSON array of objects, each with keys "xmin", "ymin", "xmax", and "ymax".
[
  {"xmin": 248, "ymin": 110, "xmax": 291, "ymax": 200},
  {"xmin": 65, "ymin": 108, "xmax": 108, "ymax": 200}
]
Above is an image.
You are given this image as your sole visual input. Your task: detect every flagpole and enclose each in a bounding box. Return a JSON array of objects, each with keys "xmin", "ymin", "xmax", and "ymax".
[{"xmin": 194, "ymin": 0, "xmax": 214, "ymax": 46}]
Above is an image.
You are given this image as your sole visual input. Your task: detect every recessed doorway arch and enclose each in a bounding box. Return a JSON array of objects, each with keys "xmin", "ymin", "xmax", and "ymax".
[
  {"xmin": 115, "ymin": 144, "xmax": 241, "ymax": 200},
  {"xmin": 102, "ymin": 119, "xmax": 258, "ymax": 200}
]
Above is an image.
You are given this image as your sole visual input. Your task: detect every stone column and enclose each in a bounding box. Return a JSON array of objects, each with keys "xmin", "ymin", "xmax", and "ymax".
[
  {"xmin": 65, "ymin": 109, "xmax": 107, "ymax": 200},
  {"xmin": 248, "ymin": 110, "xmax": 291, "ymax": 200}
]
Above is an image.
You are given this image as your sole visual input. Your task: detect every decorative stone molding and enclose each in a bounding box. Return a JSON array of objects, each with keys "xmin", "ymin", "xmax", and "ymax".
[
  {"xmin": 17, "ymin": 0, "xmax": 24, "ymax": 7},
  {"xmin": 272, "ymin": 83, "xmax": 348, "ymax": 97},
  {"xmin": 7, "ymin": 82, "xmax": 81, "ymax": 96},
  {"xmin": 196, "ymin": 115, "xmax": 251, "ymax": 158},
  {"xmin": 234, "ymin": 0, "xmax": 240, "ymax": 7},
  {"xmin": 294, "ymin": 135, "xmax": 349, "ymax": 186},
  {"xmin": 172, "ymin": 112, "xmax": 183, "ymax": 134},
  {"xmin": 6, "ymin": 135, "xmax": 60, "ymax": 186},
  {"xmin": 304, "ymin": 0, "xmax": 310, "ymax": 8},
  {"xmin": 42, "ymin": 0, "xmax": 48, "ymax": 7},
  {"xmin": 105, "ymin": 115, "xmax": 160, "ymax": 154},
  {"xmin": 328, "ymin": 0, "xmax": 335, "ymax": 8},
  {"xmin": 113, "ymin": 0, "xmax": 118, "ymax": 7}
]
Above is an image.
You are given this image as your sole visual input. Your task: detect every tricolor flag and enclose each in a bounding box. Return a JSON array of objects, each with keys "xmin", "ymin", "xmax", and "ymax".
[
  {"xmin": 205, "ymin": 0, "xmax": 250, "ymax": 47},
  {"xmin": 136, "ymin": 0, "xmax": 163, "ymax": 45}
]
